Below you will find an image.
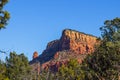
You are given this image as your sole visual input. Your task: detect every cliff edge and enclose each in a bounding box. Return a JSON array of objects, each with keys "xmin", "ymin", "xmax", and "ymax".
[{"xmin": 30, "ymin": 29, "xmax": 100, "ymax": 72}]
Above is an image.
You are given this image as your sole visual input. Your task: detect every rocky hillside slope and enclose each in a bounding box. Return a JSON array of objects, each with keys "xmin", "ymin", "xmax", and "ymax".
[{"xmin": 30, "ymin": 29, "xmax": 100, "ymax": 72}]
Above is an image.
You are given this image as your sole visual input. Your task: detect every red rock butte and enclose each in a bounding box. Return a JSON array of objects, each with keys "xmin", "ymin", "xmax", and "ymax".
[
  {"xmin": 60, "ymin": 29, "xmax": 99, "ymax": 54},
  {"xmin": 30, "ymin": 29, "xmax": 100, "ymax": 72}
]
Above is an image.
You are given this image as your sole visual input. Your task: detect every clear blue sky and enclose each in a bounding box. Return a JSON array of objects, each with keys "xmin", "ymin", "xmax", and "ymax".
[{"xmin": 0, "ymin": 0, "xmax": 120, "ymax": 61}]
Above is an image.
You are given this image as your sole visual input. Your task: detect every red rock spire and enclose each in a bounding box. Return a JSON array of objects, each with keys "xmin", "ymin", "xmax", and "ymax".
[{"xmin": 33, "ymin": 51, "xmax": 38, "ymax": 59}]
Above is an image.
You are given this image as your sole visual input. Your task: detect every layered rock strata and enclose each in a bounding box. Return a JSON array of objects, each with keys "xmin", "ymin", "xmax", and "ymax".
[{"xmin": 30, "ymin": 29, "xmax": 99, "ymax": 72}]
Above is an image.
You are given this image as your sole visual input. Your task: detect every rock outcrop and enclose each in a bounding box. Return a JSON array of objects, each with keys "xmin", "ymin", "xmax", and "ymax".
[
  {"xmin": 33, "ymin": 51, "xmax": 38, "ymax": 59},
  {"xmin": 60, "ymin": 29, "xmax": 99, "ymax": 54},
  {"xmin": 30, "ymin": 29, "xmax": 100, "ymax": 72}
]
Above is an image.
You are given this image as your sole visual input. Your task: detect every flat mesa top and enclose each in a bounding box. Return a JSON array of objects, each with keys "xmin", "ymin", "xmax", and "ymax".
[{"xmin": 63, "ymin": 29, "xmax": 98, "ymax": 38}]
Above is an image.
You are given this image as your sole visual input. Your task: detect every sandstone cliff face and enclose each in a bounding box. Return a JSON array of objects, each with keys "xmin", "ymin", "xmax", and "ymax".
[
  {"xmin": 60, "ymin": 29, "xmax": 99, "ymax": 54},
  {"xmin": 30, "ymin": 29, "xmax": 99, "ymax": 72}
]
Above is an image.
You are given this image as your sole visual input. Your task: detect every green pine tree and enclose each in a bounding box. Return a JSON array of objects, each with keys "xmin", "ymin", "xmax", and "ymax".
[
  {"xmin": 82, "ymin": 17, "xmax": 120, "ymax": 80},
  {"xmin": 0, "ymin": 0, "xmax": 10, "ymax": 29},
  {"xmin": 5, "ymin": 52, "xmax": 32, "ymax": 80}
]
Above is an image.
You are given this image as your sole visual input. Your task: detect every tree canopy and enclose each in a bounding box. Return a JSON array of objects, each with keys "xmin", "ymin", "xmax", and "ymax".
[
  {"xmin": 6, "ymin": 52, "xmax": 32, "ymax": 80},
  {"xmin": 100, "ymin": 17, "xmax": 120, "ymax": 42},
  {"xmin": 82, "ymin": 17, "xmax": 120, "ymax": 80},
  {"xmin": 0, "ymin": 0, "xmax": 10, "ymax": 29}
]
